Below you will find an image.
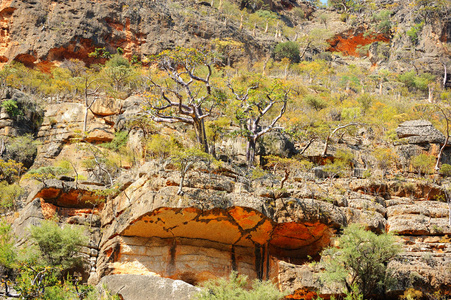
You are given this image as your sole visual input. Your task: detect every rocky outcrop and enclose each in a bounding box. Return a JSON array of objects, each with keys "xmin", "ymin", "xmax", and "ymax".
[{"xmin": 396, "ymin": 120, "xmax": 445, "ymax": 144}]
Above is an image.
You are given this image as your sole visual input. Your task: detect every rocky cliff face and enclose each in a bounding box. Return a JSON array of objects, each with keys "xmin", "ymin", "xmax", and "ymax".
[
  {"xmin": 1, "ymin": 0, "xmax": 451, "ymax": 299},
  {"xmin": 0, "ymin": 0, "xmax": 449, "ymax": 76},
  {"xmin": 0, "ymin": 0, "xmax": 273, "ymax": 67},
  {"xmin": 6, "ymin": 94, "xmax": 448, "ymax": 299}
]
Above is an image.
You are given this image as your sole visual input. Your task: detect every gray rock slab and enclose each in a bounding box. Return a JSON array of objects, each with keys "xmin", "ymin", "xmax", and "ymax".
[{"xmin": 98, "ymin": 275, "xmax": 201, "ymax": 300}]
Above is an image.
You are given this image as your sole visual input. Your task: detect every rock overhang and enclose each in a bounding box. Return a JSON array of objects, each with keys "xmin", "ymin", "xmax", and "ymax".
[{"xmin": 120, "ymin": 206, "xmax": 333, "ymax": 260}]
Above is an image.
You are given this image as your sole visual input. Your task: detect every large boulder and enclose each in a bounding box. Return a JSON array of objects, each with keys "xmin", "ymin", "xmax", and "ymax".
[
  {"xmin": 98, "ymin": 275, "xmax": 200, "ymax": 300},
  {"xmin": 396, "ymin": 120, "xmax": 445, "ymax": 144}
]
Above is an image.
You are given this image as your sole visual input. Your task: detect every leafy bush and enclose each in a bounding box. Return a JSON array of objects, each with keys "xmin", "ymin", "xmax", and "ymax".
[
  {"xmin": 373, "ymin": 148, "xmax": 398, "ymax": 171},
  {"xmin": 147, "ymin": 134, "xmax": 182, "ymax": 159},
  {"xmin": 407, "ymin": 22, "xmax": 424, "ymax": 44},
  {"xmin": 4, "ymin": 135, "xmax": 38, "ymax": 169},
  {"xmin": 100, "ymin": 131, "xmax": 129, "ymax": 152},
  {"xmin": 1, "ymin": 99, "xmax": 21, "ymax": 117},
  {"xmin": 411, "ymin": 153, "xmax": 435, "ymax": 175},
  {"xmin": 194, "ymin": 271, "xmax": 287, "ymax": 300},
  {"xmin": 373, "ymin": 10, "xmax": 392, "ymax": 33},
  {"xmin": 0, "ymin": 159, "xmax": 24, "ymax": 184},
  {"xmin": 24, "ymin": 166, "xmax": 70, "ymax": 183},
  {"xmin": 29, "ymin": 220, "xmax": 88, "ymax": 269},
  {"xmin": 440, "ymin": 164, "xmax": 451, "ymax": 177},
  {"xmin": 274, "ymin": 41, "xmax": 300, "ymax": 63},
  {"xmin": 304, "ymin": 94, "xmax": 328, "ymax": 111},
  {"xmin": 0, "ymin": 219, "xmax": 15, "ymax": 270},
  {"xmin": 0, "ymin": 182, "xmax": 24, "ymax": 212},
  {"xmin": 356, "ymin": 94, "xmax": 374, "ymax": 113},
  {"xmin": 320, "ymin": 224, "xmax": 401, "ymax": 298}
]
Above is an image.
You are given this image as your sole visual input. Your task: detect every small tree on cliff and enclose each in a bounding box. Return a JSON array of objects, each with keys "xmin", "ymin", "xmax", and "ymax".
[
  {"xmin": 320, "ymin": 224, "xmax": 401, "ymax": 299},
  {"xmin": 145, "ymin": 47, "xmax": 222, "ymax": 153},
  {"xmin": 228, "ymin": 78, "xmax": 290, "ymax": 165},
  {"xmin": 171, "ymin": 147, "xmax": 215, "ymax": 195}
]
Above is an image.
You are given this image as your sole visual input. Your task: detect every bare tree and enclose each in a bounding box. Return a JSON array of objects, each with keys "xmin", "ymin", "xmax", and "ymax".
[
  {"xmin": 146, "ymin": 48, "xmax": 220, "ymax": 153},
  {"xmin": 228, "ymin": 81, "xmax": 289, "ymax": 165},
  {"xmin": 322, "ymin": 122, "xmax": 359, "ymax": 157},
  {"xmin": 434, "ymin": 104, "xmax": 450, "ymax": 172}
]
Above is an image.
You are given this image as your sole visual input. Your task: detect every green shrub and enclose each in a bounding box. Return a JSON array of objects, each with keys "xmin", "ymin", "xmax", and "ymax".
[
  {"xmin": 356, "ymin": 94, "xmax": 374, "ymax": 113},
  {"xmin": 373, "ymin": 10, "xmax": 392, "ymax": 33},
  {"xmin": 0, "ymin": 159, "xmax": 24, "ymax": 184},
  {"xmin": 194, "ymin": 271, "xmax": 287, "ymax": 300},
  {"xmin": 411, "ymin": 153, "xmax": 435, "ymax": 175},
  {"xmin": 24, "ymin": 166, "xmax": 70, "ymax": 183},
  {"xmin": 147, "ymin": 134, "xmax": 182, "ymax": 159},
  {"xmin": 274, "ymin": 41, "xmax": 300, "ymax": 63},
  {"xmin": 439, "ymin": 164, "xmax": 451, "ymax": 177},
  {"xmin": 1, "ymin": 99, "xmax": 21, "ymax": 117},
  {"xmin": 29, "ymin": 220, "xmax": 88, "ymax": 269},
  {"xmin": 0, "ymin": 219, "xmax": 16, "ymax": 269},
  {"xmin": 4, "ymin": 135, "xmax": 38, "ymax": 169},
  {"xmin": 304, "ymin": 94, "xmax": 327, "ymax": 111},
  {"xmin": 320, "ymin": 224, "xmax": 401, "ymax": 298},
  {"xmin": 0, "ymin": 182, "xmax": 24, "ymax": 212},
  {"xmin": 407, "ymin": 22, "xmax": 424, "ymax": 44},
  {"xmin": 101, "ymin": 131, "xmax": 129, "ymax": 152}
]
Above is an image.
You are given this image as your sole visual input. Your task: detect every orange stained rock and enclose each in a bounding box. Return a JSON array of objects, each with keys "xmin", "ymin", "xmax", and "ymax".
[
  {"xmin": 228, "ymin": 206, "xmax": 264, "ymax": 230},
  {"xmin": 41, "ymin": 199, "xmax": 57, "ymax": 219},
  {"xmin": 244, "ymin": 219, "xmax": 273, "ymax": 246},
  {"xmin": 121, "ymin": 207, "xmax": 331, "ymax": 255},
  {"xmin": 327, "ymin": 31, "xmax": 390, "ymax": 57},
  {"xmin": 271, "ymin": 223, "xmax": 314, "ymax": 249},
  {"xmin": 35, "ymin": 187, "xmax": 104, "ymax": 208},
  {"xmin": 286, "ymin": 288, "xmax": 318, "ymax": 300},
  {"xmin": 111, "ymin": 206, "xmax": 332, "ymax": 285},
  {"xmin": 40, "ymin": 198, "xmax": 102, "ymax": 219}
]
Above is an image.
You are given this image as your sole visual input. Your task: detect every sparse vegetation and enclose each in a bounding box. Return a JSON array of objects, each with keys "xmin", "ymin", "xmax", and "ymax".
[{"xmin": 194, "ymin": 271, "xmax": 287, "ymax": 300}]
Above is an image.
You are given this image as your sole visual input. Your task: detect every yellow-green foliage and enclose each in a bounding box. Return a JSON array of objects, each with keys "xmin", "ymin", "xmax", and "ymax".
[
  {"xmin": 0, "ymin": 159, "xmax": 24, "ymax": 184},
  {"xmin": 0, "ymin": 182, "xmax": 23, "ymax": 212},
  {"xmin": 146, "ymin": 134, "xmax": 182, "ymax": 159},
  {"xmin": 411, "ymin": 153, "xmax": 435, "ymax": 175},
  {"xmin": 194, "ymin": 271, "xmax": 287, "ymax": 300},
  {"xmin": 373, "ymin": 148, "xmax": 398, "ymax": 170}
]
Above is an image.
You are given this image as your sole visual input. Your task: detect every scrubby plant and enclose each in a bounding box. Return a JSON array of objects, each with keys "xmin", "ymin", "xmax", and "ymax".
[
  {"xmin": 0, "ymin": 219, "xmax": 15, "ymax": 270},
  {"xmin": 28, "ymin": 220, "xmax": 88, "ymax": 270},
  {"xmin": 0, "ymin": 159, "xmax": 24, "ymax": 184},
  {"xmin": 4, "ymin": 135, "xmax": 38, "ymax": 169},
  {"xmin": 100, "ymin": 131, "xmax": 129, "ymax": 152},
  {"xmin": 146, "ymin": 134, "xmax": 182, "ymax": 159},
  {"xmin": 304, "ymin": 94, "xmax": 328, "ymax": 111},
  {"xmin": 0, "ymin": 182, "xmax": 24, "ymax": 212},
  {"xmin": 194, "ymin": 271, "xmax": 287, "ymax": 300},
  {"xmin": 1, "ymin": 99, "xmax": 21, "ymax": 117},
  {"xmin": 274, "ymin": 41, "xmax": 300, "ymax": 63},
  {"xmin": 373, "ymin": 10, "xmax": 392, "ymax": 33},
  {"xmin": 406, "ymin": 22, "xmax": 424, "ymax": 44},
  {"xmin": 24, "ymin": 166, "xmax": 70, "ymax": 183},
  {"xmin": 411, "ymin": 153, "xmax": 435, "ymax": 176},
  {"xmin": 320, "ymin": 224, "xmax": 401, "ymax": 298},
  {"xmin": 439, "ymin": 164, "xmax": 451, "ymax": 177}
]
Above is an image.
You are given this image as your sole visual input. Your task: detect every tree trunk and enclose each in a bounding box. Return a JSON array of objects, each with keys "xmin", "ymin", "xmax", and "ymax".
[
  {"xmin": 246, "ymin": 138, "xmax": 256, "ymax": 165},
  {"xmin": 193, "ymin": 118, "xmax": 209, "ymax": 153},
  {"xmin": 83, "ymin": 106, "xmax": 89, "ymax": 134}
]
